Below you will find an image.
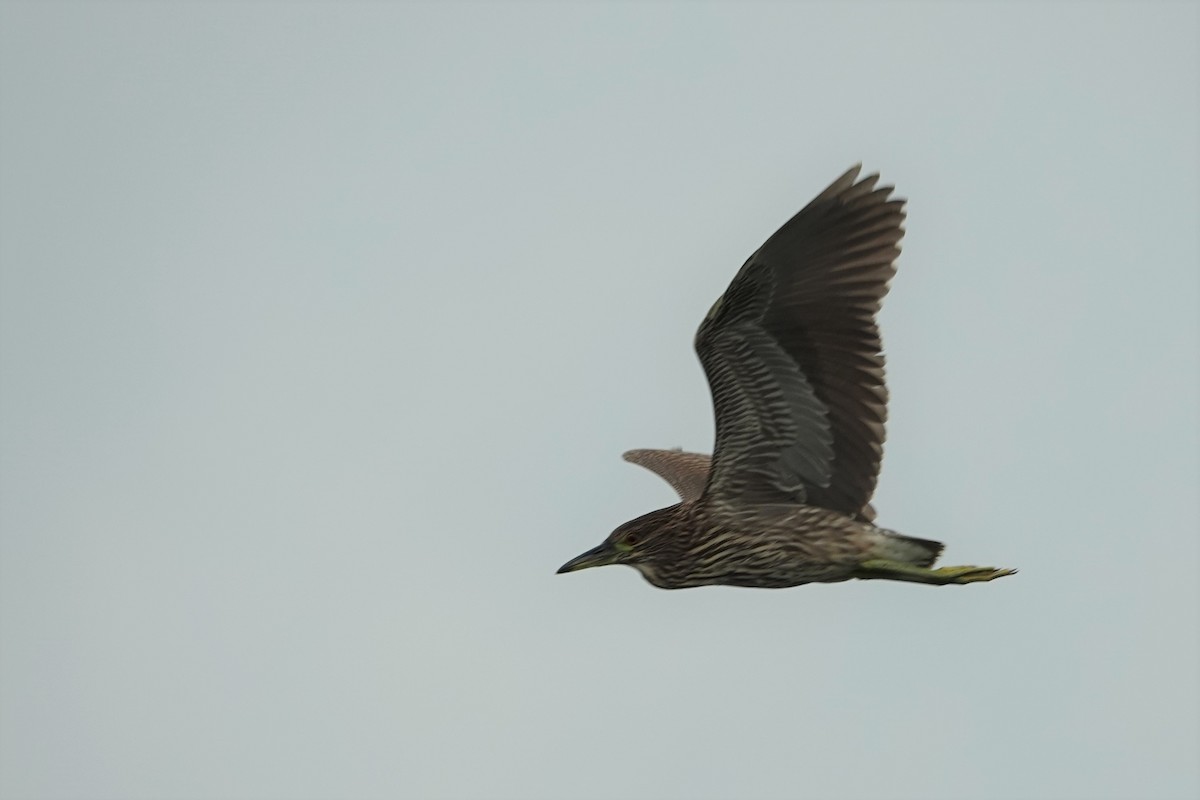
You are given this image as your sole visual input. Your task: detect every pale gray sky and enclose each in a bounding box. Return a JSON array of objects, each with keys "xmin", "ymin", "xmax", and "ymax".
[{"xmin": 1, "ymin": 3, "xmax": 1197, "ymax": 799}]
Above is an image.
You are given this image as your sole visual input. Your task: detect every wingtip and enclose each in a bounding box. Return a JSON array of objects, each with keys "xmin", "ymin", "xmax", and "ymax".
[
  {"xmin": 833, "ymin": 163, "xmax": 904, "ymax": 208},
  {"xmin": 814, "ymin": 164, "xmax": 867, "ymax": 204},
  {"xmin": 622, "ymin": 447, "xmax": 685, "ymax": 464}
]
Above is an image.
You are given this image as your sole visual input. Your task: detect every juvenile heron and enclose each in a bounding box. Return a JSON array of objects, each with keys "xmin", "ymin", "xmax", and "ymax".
[{"xmin": 558, "ymin": 166, "xmax": 1015, "ymax": 589}]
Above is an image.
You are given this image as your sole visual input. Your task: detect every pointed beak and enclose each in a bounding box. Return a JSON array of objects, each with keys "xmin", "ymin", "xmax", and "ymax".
[{"xmin": 556, "ymin": 542, "xmax": 618, "ymax": 574}]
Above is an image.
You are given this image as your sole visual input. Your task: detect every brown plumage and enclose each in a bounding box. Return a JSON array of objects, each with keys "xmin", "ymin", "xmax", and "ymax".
[{"xmin": 558, "ymin": 166, "xmax": 1015, "ymax": 589}]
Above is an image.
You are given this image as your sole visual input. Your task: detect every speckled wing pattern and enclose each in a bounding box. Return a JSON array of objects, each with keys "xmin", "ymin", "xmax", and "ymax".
[{"xmin": 694, "ymin": 165, "xmax": 904, "ymax": 518}]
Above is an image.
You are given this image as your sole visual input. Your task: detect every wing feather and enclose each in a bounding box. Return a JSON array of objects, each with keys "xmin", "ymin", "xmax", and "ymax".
[
  {"xmin": 695, "ymin": 165, "xmax": 904, "ymax": 516},
  {"xmin": 622, "ymin": 449, "xmax": 711, "ymax": 502}
]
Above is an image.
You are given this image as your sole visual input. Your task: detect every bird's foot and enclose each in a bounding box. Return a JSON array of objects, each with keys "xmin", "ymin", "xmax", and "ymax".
[
  {"xmin": 928, "ymin": 564, "xmax": 1017, "ymax": 584},
  {"xmin": 856, "ymin": 559, "xmax": 1017, "ymax": 586}
]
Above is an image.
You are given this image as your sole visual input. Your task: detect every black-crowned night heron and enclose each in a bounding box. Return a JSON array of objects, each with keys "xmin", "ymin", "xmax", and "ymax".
[{"xmin": 558, "ymin": 166, "xmax": 1015, "ymax": 589}]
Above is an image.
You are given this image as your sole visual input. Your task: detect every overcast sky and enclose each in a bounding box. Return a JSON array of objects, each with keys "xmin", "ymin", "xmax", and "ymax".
[{"xmin": 1, "ymin": 3, "xmax": 1197, "ymax": 799}]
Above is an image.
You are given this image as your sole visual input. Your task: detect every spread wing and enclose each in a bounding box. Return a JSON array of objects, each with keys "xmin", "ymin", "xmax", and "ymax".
[
  {"xmin": 695, "ymin": 165, "xmax": 904, "ymax": 516},
  {"xmin": 622, "ymin": 449, "xmax": 711, "ymax": 502}
]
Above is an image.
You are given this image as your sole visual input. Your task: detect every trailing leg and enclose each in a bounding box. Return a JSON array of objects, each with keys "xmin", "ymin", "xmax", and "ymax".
[{"xmin": 855, "ymin": 559, "xmax": 1017, "ymax": 585}]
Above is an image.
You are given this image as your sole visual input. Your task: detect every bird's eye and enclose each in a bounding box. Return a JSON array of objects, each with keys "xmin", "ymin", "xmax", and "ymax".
[{"xmin": 625, "ymin": 533, "xmax": 639, "ymax": 546}]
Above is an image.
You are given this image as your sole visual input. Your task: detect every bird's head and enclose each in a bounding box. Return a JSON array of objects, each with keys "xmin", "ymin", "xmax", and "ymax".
[{"xmin": 556, "ymin": 505, "xmax": 684, "ymax": 587}]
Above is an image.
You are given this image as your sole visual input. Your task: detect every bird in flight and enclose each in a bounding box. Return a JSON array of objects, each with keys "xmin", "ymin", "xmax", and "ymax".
[{"xmin": 558, "ymin": 166, "xmax": 1015, "ymax": 589}]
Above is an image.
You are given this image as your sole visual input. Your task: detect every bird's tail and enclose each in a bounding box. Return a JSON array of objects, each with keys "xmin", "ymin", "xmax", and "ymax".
[{"xmin": 871, "ymin": 530, "xmax": 944, "ymax": 568}]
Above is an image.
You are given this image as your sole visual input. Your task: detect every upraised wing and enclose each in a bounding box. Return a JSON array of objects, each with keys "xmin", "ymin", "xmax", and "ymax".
[{"xmin": 695, "ymin": 165, "xmax": 903, "ymax": 517}]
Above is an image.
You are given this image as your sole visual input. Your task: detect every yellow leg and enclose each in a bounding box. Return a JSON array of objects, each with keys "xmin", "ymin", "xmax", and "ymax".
[{"xmin": 856, "ymin": 559, "xmax": 1017, "ymax": 586}]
